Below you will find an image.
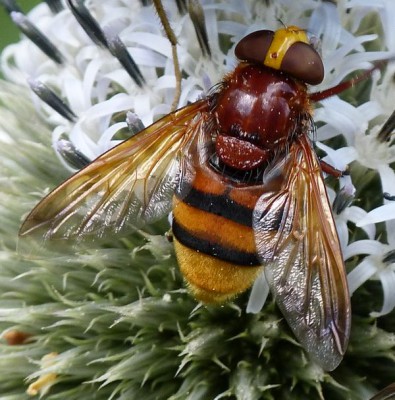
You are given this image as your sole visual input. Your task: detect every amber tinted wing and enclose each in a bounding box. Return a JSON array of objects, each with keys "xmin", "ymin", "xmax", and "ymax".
[
  {"xmin": 19, "ymin": 100, "xmax": 208, "ymax": 241},
  {"xmin": 253, "ymin": 134, "xmax": 351, "ymax": 371}
]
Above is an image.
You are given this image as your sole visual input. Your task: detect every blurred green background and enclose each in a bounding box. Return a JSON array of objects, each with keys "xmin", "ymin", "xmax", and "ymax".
[{"xmin": 0, "ymin": 1, "xmax": 42, "ymax": 50}]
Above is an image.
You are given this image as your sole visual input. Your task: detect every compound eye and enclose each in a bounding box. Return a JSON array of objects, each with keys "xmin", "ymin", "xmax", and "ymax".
[
  {"xmin": 235, "ymin": 30, "xmax": 274, "ymax": 65},
  {"xmin": 235, "ymin": 29, "xmax": 324, "ymax": 85},
  {"xmin": 281, "ymin": 41, "xmax": 324, "ymax": 85}
]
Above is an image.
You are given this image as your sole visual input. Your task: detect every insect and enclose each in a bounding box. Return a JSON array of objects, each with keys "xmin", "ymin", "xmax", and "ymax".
[{"xmin": 20, "ymin": 24, "xmax": 385, "ymax": 371}]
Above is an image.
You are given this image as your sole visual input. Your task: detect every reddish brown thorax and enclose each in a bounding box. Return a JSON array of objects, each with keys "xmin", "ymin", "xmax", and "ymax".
[{"xmin": 214, "ymin": 63, "xmax": 309, "ymax": 171}]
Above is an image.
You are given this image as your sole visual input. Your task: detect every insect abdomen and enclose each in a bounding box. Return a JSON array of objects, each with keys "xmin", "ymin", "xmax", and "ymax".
[{"xmin": 172, "ymin": 167, "xmax": 263, "ymax": 303}]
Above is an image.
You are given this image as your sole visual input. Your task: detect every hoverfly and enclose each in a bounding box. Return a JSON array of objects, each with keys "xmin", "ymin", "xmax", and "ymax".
[{"xmin": 22, "ymin": 24, "xmax": 380, "ymax": 371}]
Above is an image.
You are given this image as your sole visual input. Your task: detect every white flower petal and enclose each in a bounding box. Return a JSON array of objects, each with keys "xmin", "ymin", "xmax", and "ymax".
[
  {"xmin": 371, "ymin": 267, "xmax": 395, "ymax": 317},
  {"xmin": 357, "ymin": 203, "xmax": 395, "ymax": 226},
  {"xmin": 63, "ymin": 77, "xmax": 87, "ymax": 114},
  {"xmin": 349, "ymin": 0, "xmax": 395, "ymax": 51},
  {"xmin": 345, "ymin": 207, "xmax": 376, "ymax": 239},
  {"xmin": 386, "ymin": 220, "xmax": 395, "ymax": 246},
  {"xmin": 314, "ymin": 98, "xmax": 365, "ymax": 143},
  {"xmin": 347, "ymin": 258, "xmax": 378, "ymax": 295},
  {"xmin": 378, "ymin": 164, "xmax": 395, "ymax": 192},
  {"xmin": 371, "ymin": 63, "xmax": 395, "ymax": 113},
  {"xmin": 246, "ymin": 272, "xmax": 269, "ymax": 314},
  {"xmin": 81, "ymin": 58, "xmax": 103, "ymax": 108},
  {"xmin": 358, "ymin": 101, "xmax": 383, "ymax": 122},
  {"xmin": 85, "ymin": 94, "xmax": 135, "ymax": 119},
  {"xmin": 309, "ymin": 1, "xmax": 341, "ymax": 54},
  {"xmin": 97, "ymin": 122, "xmax": 128, "ymax": 151},
  {"xmin": 343, "ymin": 239, "xmax": 384, "ymax": 260},
  {"xmin": 336, "ymin": 222, "xmax": 349, "ymax": 251},
  {"xmin": 128, "ymin": 32, "xmax": 172, "ymax": 59},
  {"xmin": 316, "ymin": 142, "xmax": 358, "ymax": 170}
]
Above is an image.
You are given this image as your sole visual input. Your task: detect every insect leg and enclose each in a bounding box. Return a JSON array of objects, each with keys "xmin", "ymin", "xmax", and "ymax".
[
  {"xmin": 309, "ymin": 59, "xmax": 393, "ymax": 102},
  {"xmin": 319, "ymin": 160, "xmax": 347, "ymax": 177}
]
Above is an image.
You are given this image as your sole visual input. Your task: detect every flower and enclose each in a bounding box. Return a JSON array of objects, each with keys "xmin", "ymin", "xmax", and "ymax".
[
  {"xmin": 346, "ymin": 238, "xmax": 395, "ymax": 317},
  {"xmin": 1, "ymin": 0, "xmax": 395, "ymax": 399},
  {"xmin": 308, "ymin": 0, "xmax": 395, "ymax": 322},
  {"xmin": 320, "ymin": 70, "xmax": 395, "ymax": 313},
  {"xmin": 26, "ymin": 352, "xmax": 59, "ymax": 397}
]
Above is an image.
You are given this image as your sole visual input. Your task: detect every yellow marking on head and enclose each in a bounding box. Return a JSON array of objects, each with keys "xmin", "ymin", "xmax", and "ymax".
[{"xmin": 264, "ymin": 26, "xmax": 309, "ymax": 70}]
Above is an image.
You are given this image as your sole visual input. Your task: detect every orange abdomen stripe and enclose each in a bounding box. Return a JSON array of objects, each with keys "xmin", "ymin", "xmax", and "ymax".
[{"xmin": 172, "ymin": 187, "xmax": 260, "ymax": 266}]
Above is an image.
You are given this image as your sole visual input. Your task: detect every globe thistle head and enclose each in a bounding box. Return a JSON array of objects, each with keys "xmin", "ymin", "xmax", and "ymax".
[{"xmin": 1, "ymin": 1, "xmax": 395, "ymax": 399}]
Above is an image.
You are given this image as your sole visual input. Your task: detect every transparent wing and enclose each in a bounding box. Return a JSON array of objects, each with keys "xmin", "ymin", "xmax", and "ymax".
[
  {"xmin": 19, "ymin": 100, "xmax": 209, "ymax": 241},
  {"xmin": 253, "ymin": 134, "xmax": 351, "ymax": 371}
]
